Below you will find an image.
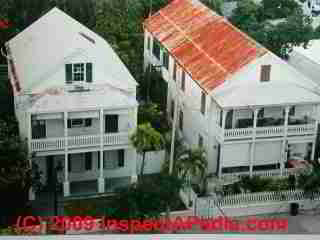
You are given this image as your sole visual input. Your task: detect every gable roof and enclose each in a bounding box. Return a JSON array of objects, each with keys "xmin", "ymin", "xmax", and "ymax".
[
  {"xmin": 144, "ymin": 0, "xmax": 267, "ymax": 92},
  {"xmin": 6, "ymin": 7, "xmax": 137, "ymax": 95}
]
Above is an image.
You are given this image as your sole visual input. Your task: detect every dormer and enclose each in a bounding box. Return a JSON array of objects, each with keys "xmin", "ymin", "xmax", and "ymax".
[{"xmin": 65, "ymin": 62, "xmax": 92, "ymax": 84}]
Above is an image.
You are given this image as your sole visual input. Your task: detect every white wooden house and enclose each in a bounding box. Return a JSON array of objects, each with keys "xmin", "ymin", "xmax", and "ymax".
[
  {"xmin": 5, "ymin": 7, "xmax": 138, "ymax": 197},
  {"xmin": 143, "ymin": 0, "xmax": 320, "ymax": 179}
]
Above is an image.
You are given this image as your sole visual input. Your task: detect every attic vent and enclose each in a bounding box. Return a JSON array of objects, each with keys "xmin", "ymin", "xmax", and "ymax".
[
  {"xmin": 79, "ymin": 32, "xmax": 95, "ymax": 44},
  {"xmin": 260, "ymin": 65, "xmax": 271, "ymax": 82}
]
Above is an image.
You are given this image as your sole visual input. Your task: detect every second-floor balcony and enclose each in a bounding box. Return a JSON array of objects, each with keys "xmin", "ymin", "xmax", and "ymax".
[
  {"xmin": 214, "ymin": 105, "xmax": 318, "ymax": 141},
  {"xmin": 30, "ymin": 132, "xmax": 130, "ymax": 152}
]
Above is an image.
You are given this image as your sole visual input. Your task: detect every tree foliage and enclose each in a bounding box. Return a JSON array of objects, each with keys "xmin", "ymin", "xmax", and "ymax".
[
  {"xmin": 105, "ymin": 173, "xmax": 184, "ymax": 232},
  {"xmin": 0, "ymin": 119, "xmax": 39, "ymax": 227},
  {"xmin": 200, "ymin": 0, "xmax": 224, "ymax": 15},
  {"xmin": 230, "ymin": 0, "xmax": 313, "ymax": 58},
  {"xmin": 130, "ymin": 123, "xmax": 164, "ymax": 178}
]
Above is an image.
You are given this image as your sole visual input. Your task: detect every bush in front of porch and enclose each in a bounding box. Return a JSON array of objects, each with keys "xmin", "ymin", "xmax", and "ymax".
[
  {"xmin": 223, "ymin": 175, "xmax": 293, "ymax": 195},
  {"xmin": 64, "ymin": 173, "xmax": 186, "ymax": 232}
]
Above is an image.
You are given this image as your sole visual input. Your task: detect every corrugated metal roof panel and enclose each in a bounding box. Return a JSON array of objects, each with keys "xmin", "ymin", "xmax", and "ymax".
[{"xmin": 144, "ymin": 0, "xmax": 267, "ymax": 92}]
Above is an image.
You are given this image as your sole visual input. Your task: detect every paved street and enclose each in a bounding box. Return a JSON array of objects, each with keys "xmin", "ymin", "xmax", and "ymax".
[{"xmin": 177, "ymin": 210, "xmax": 320, "ymax": 234}]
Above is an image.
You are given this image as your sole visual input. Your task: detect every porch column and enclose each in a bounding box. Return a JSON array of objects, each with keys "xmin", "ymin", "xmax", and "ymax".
[
  {"xmin": 27, "ymin": 112, "xmax": 35, "ymax": 200},
  {"xmin": 250, "ymin": 108, "xmax": 259, "ymax": 177},
  {"xmin": 131, "ymin": 107, "xmax": 138, "ymax": 183},
  {"xmin": 98, "ymin": 109, "xmax": 105, "ymax": 193},
  {"xmin": 63, "ymin": 111, "xmax": 70, "ymax": 197},
  {"xmin": 281, "ymin": 106, "xmax": 290, "ymax": 176},
  {"xmin": 218, "ymin": 109, "xmax": 227, "ymax": 178}
]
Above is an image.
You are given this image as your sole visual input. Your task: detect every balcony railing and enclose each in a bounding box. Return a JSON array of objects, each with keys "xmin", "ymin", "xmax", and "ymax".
[
  {"xmin": 217, "ymin": 123, "xmax": 317, "ymax": 141},
  {"xmin": 30, "ymin": 132, "xmax": 130, "ymax": 152}
]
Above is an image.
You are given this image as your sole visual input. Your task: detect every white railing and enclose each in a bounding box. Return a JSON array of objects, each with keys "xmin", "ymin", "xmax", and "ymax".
[
  {"xmin": 287, "ymin": 124, "xmax": 316, "ymax": 136},
  {"xmin": 30, "ymin": 132, "xmax": 130, "ymax": 151},
  {"xmin": 224, "ymin": 128, "xmax": 253, "ymax": 139},
  {"xmin": 218, "ymin": 123, "xmax": 316, "ymax": 140},
  {"xmin": 68, "ymin": 134, "xmax": 101, "ymax": 148},
  {"xmin": 195, "ymin": 190, "xmax": 320, "ymax": 217},
  {"xmin": 104, "ymin": 132, "xmax": 129, "ymax": 145},
  {"xmin": 255, "ymin": 126, "xmax": 284, "ymax": 137},
  {"xmin": 30, "ymin": 137, "xmax": 65, "ymax": 151},
  {"xmin": 221, "ymin": 168, "xmax": 300, "ymax": 181}
]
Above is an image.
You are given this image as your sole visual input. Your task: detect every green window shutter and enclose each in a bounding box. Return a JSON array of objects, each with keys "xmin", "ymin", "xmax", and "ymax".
[
  {"xmin": 68, "ymin": 155, "xmax": 72, "ymax": 172},
  {"xmin": 86, "ymin": 63, "xmax": 92, "ymax": 82},
  {"xmin": 65, "ymin": 64, "xmax": 72, "ymax": 84},
  {"xmin": 85, "ymin": 152, "xmax": 92, "ymax": 170},
  {"xmin": 85, "ymin": 118, "xmax": 92, "ymax": 127},
  {"xmin": 67, "ymin": 119, "xmax": 71, "ymax": 128},
  {"xmin": 118, "ymin": 150, "xmax": 124, "ymax": 167}
]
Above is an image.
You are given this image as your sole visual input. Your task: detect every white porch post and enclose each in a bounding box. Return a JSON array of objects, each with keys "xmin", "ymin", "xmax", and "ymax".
[
  {"xmin": 131, "ymin": 107, "xmax": 138, "ymax": 183},
  {"xmin": 63, "ymin": 111, "xmax": 70, "ymax": 197},
  {"xmin": 27, "ymin": 112, "xmax": 35, "ymax": 200},
  {"xmin": 281, "ymin": 106, "xmax": 290, "ymax": 176},
  {"xmin": 98, "ymin": 109, "xmax": 105, "ymax": 193},
  {"xmin": 250, "ymin": 108, "xmax": 259, "ymax": 177},
  {"xmin": 218, "ymin": 109, "xmax": 227, "ymax": 178}
]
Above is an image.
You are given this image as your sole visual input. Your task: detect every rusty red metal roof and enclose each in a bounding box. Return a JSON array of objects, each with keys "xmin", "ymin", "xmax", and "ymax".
[{"xmin": 144, "ymin": 0, "xmax": 267, "ymax": 92}]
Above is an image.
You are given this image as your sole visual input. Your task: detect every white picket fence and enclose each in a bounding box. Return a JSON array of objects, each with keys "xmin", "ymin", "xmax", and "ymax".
[{"xmin": 195, "ymin": 190, "xmax": 320, "ymax": 218}]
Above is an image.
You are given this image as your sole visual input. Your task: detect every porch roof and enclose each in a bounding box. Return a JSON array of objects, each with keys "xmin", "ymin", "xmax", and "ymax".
[
  {"xmin": 28, "ymin": 85, "xmax": 138, "ymax": 113},
  {"xmin": 213, "ymin": 82, "xmax": 320, "ymax": 108}
]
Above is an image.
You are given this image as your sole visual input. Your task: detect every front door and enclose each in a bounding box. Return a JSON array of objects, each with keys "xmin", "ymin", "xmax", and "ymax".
[{"xmin": 46, "ymin": 156, "xmax": 54, "ymax": 189}]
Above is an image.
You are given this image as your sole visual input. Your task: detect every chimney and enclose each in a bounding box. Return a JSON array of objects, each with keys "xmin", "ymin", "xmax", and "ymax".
[{"xmin": 260, "ymin": 65, "xmax": 271, "ymax": 82}]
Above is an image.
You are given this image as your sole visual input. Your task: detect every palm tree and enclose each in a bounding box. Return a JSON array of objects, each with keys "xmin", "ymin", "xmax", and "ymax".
[
  {"xmin": 176, "ymin": 148, "xmax": 208, "ymax": 196},
  {"xmin": 130, "ymin": 123, "xmax": 164, "ymax": 179}
]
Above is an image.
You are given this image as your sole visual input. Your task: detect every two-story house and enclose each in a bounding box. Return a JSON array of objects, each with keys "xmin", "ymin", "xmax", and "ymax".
[
  {"xmin": 5, "ymin": 7, "xmax": 138, "ymax": 198},
  {"xmin": 144, "ymin": 0, "xmax": 320, "ymax": 179}
]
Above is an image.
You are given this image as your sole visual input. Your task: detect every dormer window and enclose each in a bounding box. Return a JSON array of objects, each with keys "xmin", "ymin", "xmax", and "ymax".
[
  {"xmin": 73, "ymin": 63, "xmax": 84, "ymax": 81},
  {"xmin": 66, "ymin": 63, "xmax": 92, "ymax": 84}
]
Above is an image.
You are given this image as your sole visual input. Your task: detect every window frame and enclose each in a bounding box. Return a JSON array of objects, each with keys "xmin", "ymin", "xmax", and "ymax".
[
  {"xmin": 181, "ymin": 71, "xmax": 186, "ymax": 91},
  {"xmin": 201, "ymin": 92, "xmax": 206, "ymax": 115},
  {"xmin": 162, "ymin": 49, "xmax": 169, "ymax": 70},
  {"xmin": 72, "ymin": 63, "xmax": 85, "ymax": 82},
  {"xmin": 152, "ymin": 39, "xmax": 161, "ymax": 60}
]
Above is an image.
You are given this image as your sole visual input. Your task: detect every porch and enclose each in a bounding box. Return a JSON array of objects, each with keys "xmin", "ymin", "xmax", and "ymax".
[
  {"xmin": 32, "ymin": 149, "xmax": 137, "ymax": 198},
  {"xmin": 218, "ymin": 140, "xmax": 316, "ymax": 178},
  {"xmin": 214, "ymin": 105, "xmax": 318, "ymax": 141}
]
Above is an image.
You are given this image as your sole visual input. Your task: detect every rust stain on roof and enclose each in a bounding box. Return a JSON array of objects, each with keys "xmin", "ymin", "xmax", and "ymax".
[{"xmin": 144, "ymin": 0, "xmax": 267, "ymax": 92}]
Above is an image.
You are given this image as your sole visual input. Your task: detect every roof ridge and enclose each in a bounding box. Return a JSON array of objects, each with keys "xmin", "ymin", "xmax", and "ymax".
[{"xmin": 158, "ymin": 8, "xmax": 228, "ymax": 74}]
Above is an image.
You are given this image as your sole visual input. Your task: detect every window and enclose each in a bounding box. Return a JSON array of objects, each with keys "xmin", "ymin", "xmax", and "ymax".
[
  {"xmin": 73, "ymin": 63, "xmax": 85, "ymax": 81},
  {"xmin": 68, "ymin": 154, "xmax": 72, "ymax": 172},
  {"xmin": 105, "ymin": 115, "xmax": 118, "ymax": 133},
  {"xmin": 147, "ymin": 36, "xmax": 151, "ymax": 50},
  {"xmin": 181, "ymin": 71, "xmax": 186, "ymax": 91},
  {"xmin": 118, "ymin": 150, "xmax": 125, "ymax": 167},
  {"xmin": 198, "ymin": 134, "xmax": 204, "ymax": 148},
  {"xmin": 289, "ymin": 106, "xmax": 295, "ymax": 116},
  {"xmin": 67, "ymin": 118, "xmax": 92, "ymax": 128},
  {"xmin": 173, "ymin": 61, "xmax": 177, "ymax": 81},
  {"xmin": 65, "ymin": 63, "xmax": 92, "ymax": 84},
  {"xmin": 85, "ymin": 152, "xmax": 92, "ymax": 171},
  {"xmin": 258, "ymin": 108, "xmax": 264, "ymax": 118},
  {"xmin": 152, "ymin": 39, "xmax": 161, "ymax": 60},
  {"xmin": 171, "ymin": 100, "xmax": 175, "ymax": 120},
  {"xmin": 260, "ymin": 65, "xmax": 271, "ymax": 82},
  {"xmin": 179, "ymin": 110, "xmax": 183, "ymax": 131},
  {"xmin": 31, "ymin": 119, "xmax": 46, "ymax": 139},
  {"xmin": 163, "ymin": 50, "xmax": 169, "ymax": 70},
  {"xmin": 201, "ymin": 92, "xmax": 206, "ymax": 115}
]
